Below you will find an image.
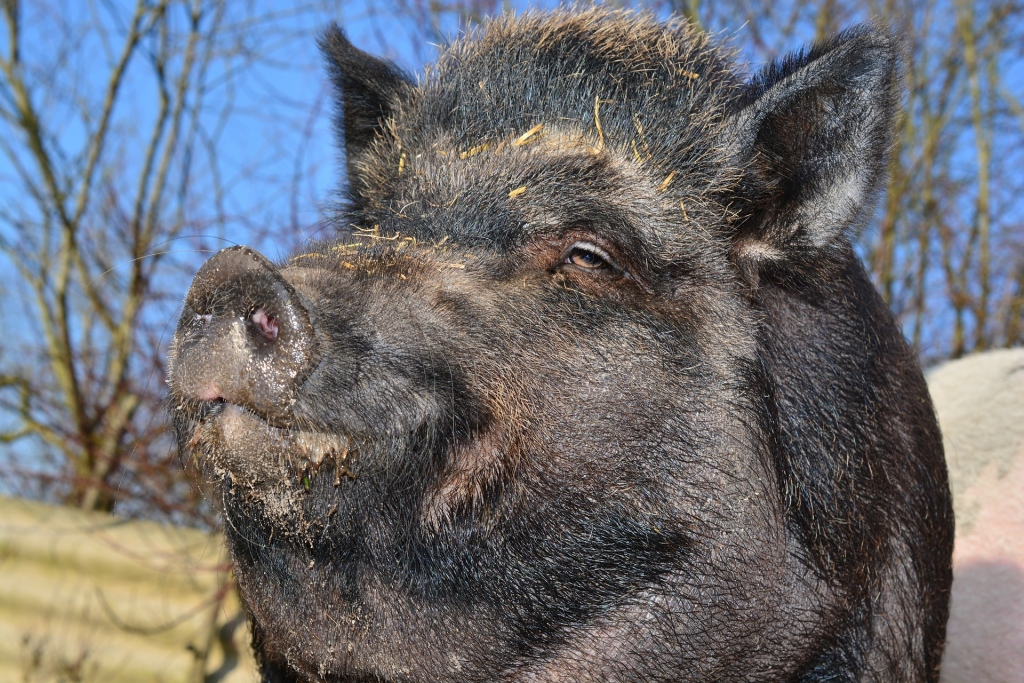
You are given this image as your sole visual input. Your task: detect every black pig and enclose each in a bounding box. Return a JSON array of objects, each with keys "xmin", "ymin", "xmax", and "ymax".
[{"xmin": 168, "ymin": 10, "xmax": 953, "ymax": 682}]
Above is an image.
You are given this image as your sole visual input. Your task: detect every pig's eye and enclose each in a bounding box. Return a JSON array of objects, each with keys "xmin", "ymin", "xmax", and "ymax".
[{"xmin": 563, "ymin": 242, "xmax": 613, "ymax": 272}]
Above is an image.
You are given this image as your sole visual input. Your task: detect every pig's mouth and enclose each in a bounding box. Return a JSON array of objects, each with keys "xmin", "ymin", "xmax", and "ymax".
[{"xmin": 185, "ymin": 402, "xmax": 357, "ymax": 494}]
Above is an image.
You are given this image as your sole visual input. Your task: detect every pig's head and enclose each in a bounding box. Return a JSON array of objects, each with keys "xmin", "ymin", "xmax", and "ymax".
[{"xmin": 168, "ymin": 10, "xmax": 953, "ymax": 683}]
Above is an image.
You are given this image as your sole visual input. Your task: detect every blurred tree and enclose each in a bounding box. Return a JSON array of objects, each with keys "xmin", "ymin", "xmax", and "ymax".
[
  {"xmin": 859, "ymin": 0, "xmax": 1024, "ymax": 359},
  {"xmin": 0, "ymin": 0, "xmax": 340, "ymax": 519},
  {"xmin": 673, "ymin": 0, "xmax": 1024, "ymax": 361}
]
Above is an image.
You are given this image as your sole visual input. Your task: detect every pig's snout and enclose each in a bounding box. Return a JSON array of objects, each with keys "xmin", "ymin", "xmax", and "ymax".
[{"xmin": 170, "ymin": 246, "xmax": 319, "ymax": 425}]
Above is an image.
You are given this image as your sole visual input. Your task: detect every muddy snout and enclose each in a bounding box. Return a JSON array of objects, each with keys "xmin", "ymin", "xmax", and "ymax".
[{"xmin": 169, "ymin": 246, "xmax": 319, "ymax": 425}]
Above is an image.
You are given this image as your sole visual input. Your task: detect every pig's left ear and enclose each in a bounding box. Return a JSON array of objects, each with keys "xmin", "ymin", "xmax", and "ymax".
[
  {"xmin": 319, "ymin": 25, "xmax": 415, "ymax": 188},
  {"xmin": 727, "ymin": 26, "xmax": 902, "ymax": 280}
]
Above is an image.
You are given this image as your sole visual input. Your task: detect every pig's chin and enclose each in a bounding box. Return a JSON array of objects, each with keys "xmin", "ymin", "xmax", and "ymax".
[{"xmin": 190, "ymin": 403, "xmax": 355, "ymax": 523}]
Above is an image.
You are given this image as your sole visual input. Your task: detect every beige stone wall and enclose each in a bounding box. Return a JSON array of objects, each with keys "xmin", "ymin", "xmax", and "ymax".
[
  {"xmin": 929, "ymin": 348, "xmax": 1024, "ymax": 683},
  {"xmin": 0, "ymin": 496, "xmax": 257, "ymax": 683}
]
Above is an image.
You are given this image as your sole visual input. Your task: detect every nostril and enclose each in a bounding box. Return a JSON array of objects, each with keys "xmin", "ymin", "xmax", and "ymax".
[
  {"xmin": 251, "ymin": 308, "xmax": 279, "ymax": 341},
  {"xmin": 197, "ymin": 383, "xmax": 224, "ymax": 402}
]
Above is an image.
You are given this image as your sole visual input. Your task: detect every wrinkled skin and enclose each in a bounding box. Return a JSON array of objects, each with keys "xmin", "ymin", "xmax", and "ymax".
[{"xmin": 168, "ymin": 10, "xmax": 953, "ymax": 683}]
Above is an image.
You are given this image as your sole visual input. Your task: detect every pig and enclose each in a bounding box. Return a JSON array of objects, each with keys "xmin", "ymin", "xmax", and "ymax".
[
  {"xmin": 928, "ymin": 348, "xmax": 1024, "ymax": 683},
  {"xmin": 167, "ymin": 9, "xmax": 954, "ymax": 683}
]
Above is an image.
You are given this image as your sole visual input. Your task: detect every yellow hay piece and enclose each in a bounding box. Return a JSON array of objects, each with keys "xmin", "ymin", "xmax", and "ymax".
[
  {"xmin": 292, "ymin": 252, "xmax": 327, "ymax": 262},
  {"xmin": 632, "ymin": 113, "xmax": 652, "ymax": 160},
  {"xmin": 513, "ymin": 124, "xmax": 544, "ymax": 146},
  {"xmin": 659, "ymin": 171, "xmax": 676, "ymax": 192},
  {"xmin": 459, "ymin": 143, "xmax": 492, "ymax": 159}
]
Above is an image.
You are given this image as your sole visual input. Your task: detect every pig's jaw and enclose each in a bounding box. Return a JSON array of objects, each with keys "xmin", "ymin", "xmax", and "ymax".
[
  {"xmin": 182, "ymin": 402, "xmax": 357, "ymax": 534},
  {"xmin": 224, "ymin": 512, "xmax": 825, "ymax": 683}
]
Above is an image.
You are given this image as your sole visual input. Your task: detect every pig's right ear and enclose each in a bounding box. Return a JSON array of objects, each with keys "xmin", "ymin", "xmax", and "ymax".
[
  {"xmin": 319, "ymin": 25, "xmax": 414, "ymax": 186},
  {"xmin": 725, "ymin": 26, "xmax": 902, "ymax": 284}
]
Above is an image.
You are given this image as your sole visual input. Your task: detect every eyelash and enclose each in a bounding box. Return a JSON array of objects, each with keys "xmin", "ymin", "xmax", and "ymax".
[{"xmin": 562, "ymin": 241, "xmax": 615, "ymax": 272}]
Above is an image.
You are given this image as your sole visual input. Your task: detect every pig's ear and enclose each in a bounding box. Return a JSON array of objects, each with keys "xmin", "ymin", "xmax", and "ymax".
[
  {"xmin": 319, "ymin": 25, "xmax": 414, "ymax": 183},
  {"xmin": 727, "ymin": 26, "xmax": 901, "ymax": 281}
]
